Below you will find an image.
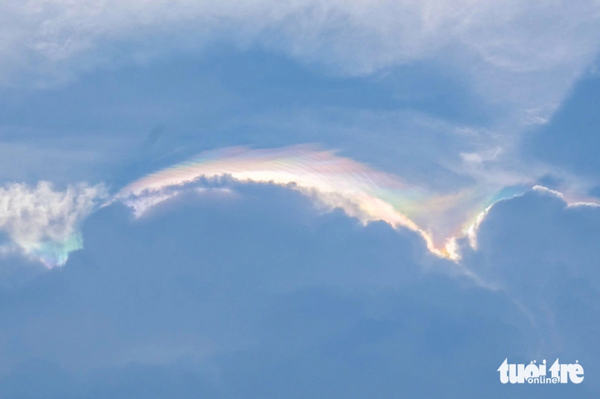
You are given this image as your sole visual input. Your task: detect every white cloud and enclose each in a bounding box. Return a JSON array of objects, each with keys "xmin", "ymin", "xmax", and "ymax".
[{"xmin": 0, "ymin": 181, "xmax": 107, "ymax": 267}]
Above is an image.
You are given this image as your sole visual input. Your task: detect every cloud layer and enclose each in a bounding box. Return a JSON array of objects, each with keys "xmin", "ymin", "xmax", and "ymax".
[
  {"xmin": 0, "ymin": 183, "xmax": 597, "ymax": 398},
  {"xmin": 2, "ymin": 0, "xmax": 600, "ymax": 123},
  {"xmin": 0, "ymin": 2, "xmax": 599, "ymax": 396}
]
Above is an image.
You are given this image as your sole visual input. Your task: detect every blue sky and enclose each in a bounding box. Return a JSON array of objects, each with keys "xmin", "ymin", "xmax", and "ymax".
[{"xmin": 0, "ymin": 1, "xmax": 600, "ymax": 397}]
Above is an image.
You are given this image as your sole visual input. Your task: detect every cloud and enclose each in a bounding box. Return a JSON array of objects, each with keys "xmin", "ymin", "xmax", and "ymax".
[
  {"xmin": 455, "ymin": 186, "xmax": 600, "ymax": 381},
  {"xmin": 459, "ymin": 185, "xmax": 600, "ymax": 288},
  {"xmin": 525, "ymin": 70, "xmax": 600, "ymax": 180},
  {"xmin": 0, "ymin": 184, "xmax": 596, "ymax": 398},
  {"xmin": 0, "ymin": 3, "xmax": 598, "ymax": 396},
  {"xmin": 117, "ymin": 145, "xmax": 547, "ymax": 263},
  {"xmin": 0, "ymin": 181, "xmax": 107, "ymax": 267},
  {"xmin": 1, "ymin": 0, "xmax": 599, "ymax": 122},
  {"xmin": 2, "ymin": 1, "xmax": 599, "ymax": 246},
  {"xmin": 0, "ymin": 143, "xmax": 594, "ymax": 271},
  {"xmin": 3, "ymin": 0, "xmax": 596, "ymax": 224}
]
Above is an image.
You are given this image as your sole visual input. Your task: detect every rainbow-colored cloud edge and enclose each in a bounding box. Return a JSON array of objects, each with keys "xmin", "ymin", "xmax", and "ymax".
[{"xmin": 117, "ymin": 145, "xmax": 534, "ymax": 260}]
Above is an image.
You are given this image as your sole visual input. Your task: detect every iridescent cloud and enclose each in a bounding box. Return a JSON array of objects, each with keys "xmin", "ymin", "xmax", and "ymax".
[
  {"xmin": 0, "ymin": 181, "xmax": 107, "ymax": 268},
  {"xmin": 118, "ymin": 145, "xmax": 532, "ymax": 258}
]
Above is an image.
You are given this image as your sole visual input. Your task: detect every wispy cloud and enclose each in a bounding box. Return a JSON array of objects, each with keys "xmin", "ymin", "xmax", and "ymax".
[{"xmin": 1, "ymin": 0, "xmax": 599, "ymax": 121}]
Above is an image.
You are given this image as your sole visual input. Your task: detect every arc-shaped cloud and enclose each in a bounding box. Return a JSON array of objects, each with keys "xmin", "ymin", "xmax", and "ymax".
[{"xmin": 118, "ymin": 145, "xmax": 531, "ymax": 258}]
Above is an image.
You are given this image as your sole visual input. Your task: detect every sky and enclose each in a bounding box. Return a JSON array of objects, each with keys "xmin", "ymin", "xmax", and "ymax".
[{"xmin": 0, "ymin": 1, "xmax": 600, "ymax": 397}]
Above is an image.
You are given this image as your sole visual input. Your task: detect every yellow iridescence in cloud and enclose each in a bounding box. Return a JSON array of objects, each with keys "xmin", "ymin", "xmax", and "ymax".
[{"xmin": 118, "ymin": 146, "xmax": 528, "ymax": 259}]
